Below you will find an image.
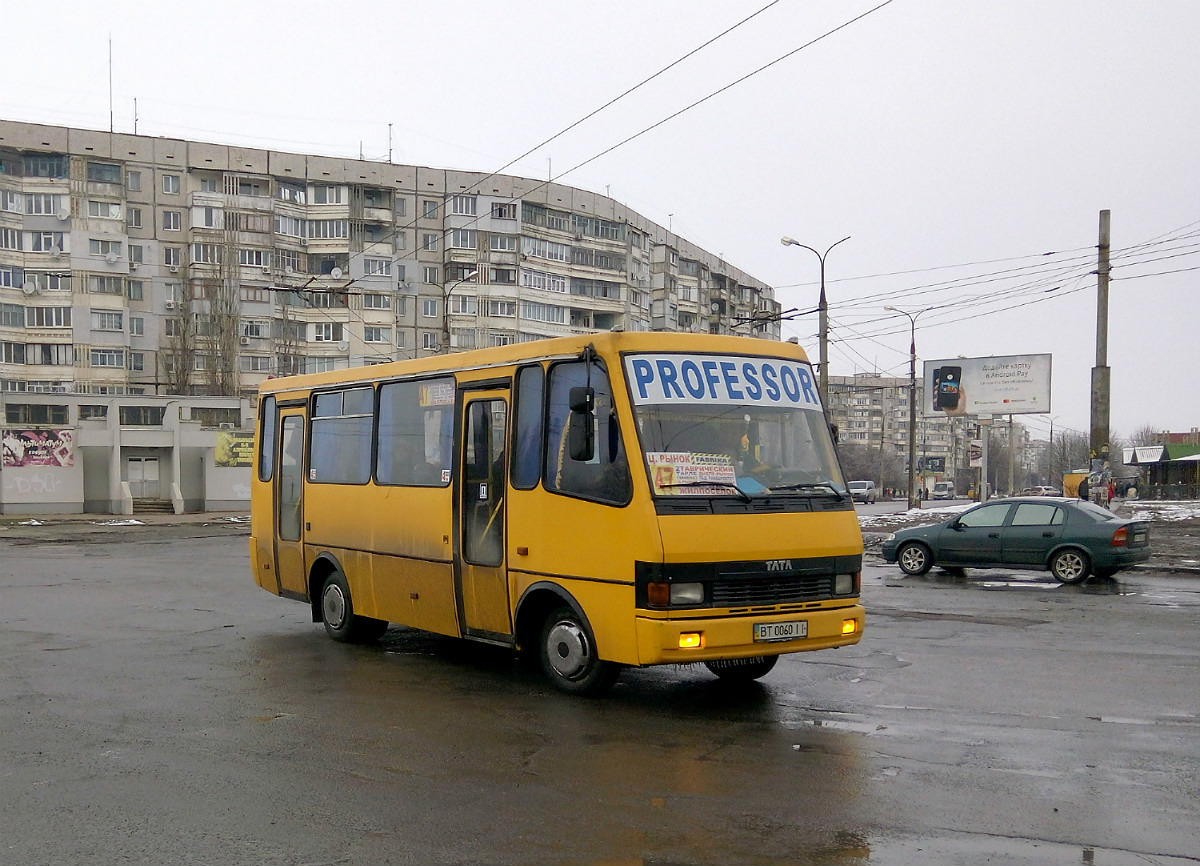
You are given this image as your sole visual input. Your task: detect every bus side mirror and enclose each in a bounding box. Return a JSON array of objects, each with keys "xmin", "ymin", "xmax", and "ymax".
[{"xmin": 568, "ymin": 386, "xmax": 595, "ymax": 462}]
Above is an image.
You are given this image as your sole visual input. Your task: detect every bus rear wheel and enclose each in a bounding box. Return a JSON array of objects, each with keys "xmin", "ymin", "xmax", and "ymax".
[
  {"xmin": 539, "ymin": 606, "xmax": 620, "ymax": 696},
  {"xmin": 704, "ymin": 655, "xmax": 779, "ymax": 682},
  {"xmin": 320, "ymin": 571, "xmax": 388, "ymax": 644}
]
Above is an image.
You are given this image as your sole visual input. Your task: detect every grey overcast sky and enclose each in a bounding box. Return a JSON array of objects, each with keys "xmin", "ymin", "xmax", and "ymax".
[{"xmin": 4, "ymin": 0, "xmax": 1197, "ymax": 443}]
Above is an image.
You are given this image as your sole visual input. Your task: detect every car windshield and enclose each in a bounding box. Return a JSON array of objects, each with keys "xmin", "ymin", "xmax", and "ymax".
[
  {"xmin": 849, "ymin": 483, "xmax": 868, "ymax": 490},
  {"xmin": 624, "ymin": 352, "xmax": 844, "ymax": 498}
]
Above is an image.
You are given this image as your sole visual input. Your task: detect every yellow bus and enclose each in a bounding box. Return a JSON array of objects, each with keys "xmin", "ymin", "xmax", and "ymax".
[{"xmin": 250, "ymin": 332, "xmax": 863, "ymax": 695}]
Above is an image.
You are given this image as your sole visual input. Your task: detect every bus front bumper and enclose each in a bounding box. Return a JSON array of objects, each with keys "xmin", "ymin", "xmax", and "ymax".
[{"xmin": 634, "ymin": 603, "xmax": 865, "ymax": 666}]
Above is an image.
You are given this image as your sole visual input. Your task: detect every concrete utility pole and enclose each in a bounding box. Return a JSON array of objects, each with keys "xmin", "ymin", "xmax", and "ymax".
[
  {"xmin": 1091, "ymin": 210, "xmax": 1111, "ymax": 469},
  {"xmin": 885, "ymin": 305, "xmax": 929, "ymax": 509}
]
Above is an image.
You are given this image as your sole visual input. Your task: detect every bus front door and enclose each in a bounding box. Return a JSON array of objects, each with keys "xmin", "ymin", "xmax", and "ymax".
[
  {"xmin": 457, "ymin": 393, "xmax": 512, "ymax": 640},
  {"xmin": 274, "ymin": 411, "xmax": 309, "ymax": 599}
]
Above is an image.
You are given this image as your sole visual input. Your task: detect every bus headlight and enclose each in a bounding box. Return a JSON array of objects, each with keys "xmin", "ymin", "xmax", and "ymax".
[
  {"xmin": 670, "ymin": 583, "xmax": 704, "ymax": 605},
  {"xmin": 834, "ymin": 573, "xmax": 857, "ymax": 595}
]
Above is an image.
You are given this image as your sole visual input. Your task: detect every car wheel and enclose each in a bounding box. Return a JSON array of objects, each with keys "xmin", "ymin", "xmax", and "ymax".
[
  {"xmin": 539, "ymin": 606, "xmax": 620, "ymax": 696},
  {"xmin": 705, "ymin": 655, "xmax": 779, "ymax": 681},
  {"xmin": 1050, "ymin": 548, "xmax": 1091, "ymax": 584},
  {"xmin": 321, "ymin": 571, "xmax": 388, "ymax": 643},
  {"xmin": 897, "ymin": 542, "xmax": 933, "ymax": 576}
]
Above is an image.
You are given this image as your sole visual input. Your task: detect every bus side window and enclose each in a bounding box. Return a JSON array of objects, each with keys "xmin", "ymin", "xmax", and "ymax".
[
  {"xmin": 377, "ymin": 377, "xmax": 454, "ymax": 486},
  {"xmin": 544, "ymin": 361, "xmax": 631, "ymax": 505},
  {"xmin": 258, "ymin": 395, "xmax": 276, "ymax": 482},
  {"xmin": 511, "ymin": 364, "xmax": 544, "ymax": 490}
]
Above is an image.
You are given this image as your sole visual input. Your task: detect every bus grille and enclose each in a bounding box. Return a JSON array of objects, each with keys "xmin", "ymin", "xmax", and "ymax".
[{"xmin": 711, "ymin": 575, "xmax": 834, "ymax": 606}]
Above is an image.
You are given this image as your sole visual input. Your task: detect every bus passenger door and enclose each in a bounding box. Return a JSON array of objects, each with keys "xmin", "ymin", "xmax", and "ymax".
[
  {"xmin": 457, "ymin": 392, "xmax": 512, "ymax": 640},
  {"xmin": 275, "ymin": 411, "xmax": 309, "ymax": 598}
]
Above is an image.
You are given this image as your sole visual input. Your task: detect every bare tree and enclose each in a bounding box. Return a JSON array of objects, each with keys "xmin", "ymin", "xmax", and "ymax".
[{"xmin": 159, "ymin": 279, "xmax": 197, "ymax": 395}]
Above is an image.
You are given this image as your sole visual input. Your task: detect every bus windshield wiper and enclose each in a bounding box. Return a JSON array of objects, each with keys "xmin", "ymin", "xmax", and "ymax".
[
  {"xmin": 657, "ymin": 481, "xmax": 752, "ymax": 503},
  {"xmin": 766, "ymin": 482, "xmax": 846, "ymax": 501}
]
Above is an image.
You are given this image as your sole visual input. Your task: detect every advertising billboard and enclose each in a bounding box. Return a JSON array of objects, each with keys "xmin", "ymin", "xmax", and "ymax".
[{"xmin": 922, "ymin": 354, "xmax": 1051, "ymax": 418}]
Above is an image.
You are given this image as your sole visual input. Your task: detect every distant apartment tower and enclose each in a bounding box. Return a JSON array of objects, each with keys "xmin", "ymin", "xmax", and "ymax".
[{"xmin": 0, "ymin": 120, "xmax": 781, "ymax": 399}]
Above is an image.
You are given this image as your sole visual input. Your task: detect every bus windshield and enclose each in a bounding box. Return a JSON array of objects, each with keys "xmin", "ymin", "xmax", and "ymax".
[{"xmin": 624, "ymin": 352, "xmax": 845, "ymax": 498}]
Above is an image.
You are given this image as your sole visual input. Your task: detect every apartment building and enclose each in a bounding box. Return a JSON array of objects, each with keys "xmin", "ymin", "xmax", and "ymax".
[{"xmin": 0, "ymin": 120, "xmax": 780, "ymax": 400}]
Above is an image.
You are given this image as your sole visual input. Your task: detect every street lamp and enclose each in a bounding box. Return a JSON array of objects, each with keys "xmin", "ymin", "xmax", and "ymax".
[
  {"xmin": 885, "ymin": 305, "xmax": 930, "ymax": 510},
  {"xmin": 440, "ymin": 269, "xmax": 479, "ymax": 353},
  {"xmin": 780, "ymin": 235, "xmax": 850, "ymax": 408}
]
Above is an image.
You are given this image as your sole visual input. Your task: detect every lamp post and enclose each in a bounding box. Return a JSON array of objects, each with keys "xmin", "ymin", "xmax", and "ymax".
[
  {"xmin": 780, "ymin": 235, "xmax": 850, "ymax": 408},
  {"xmin": 885, "ymin": 305, "xmax": 930, "ymax": 510},
  {"xmin": 440, "ymin": 269, "xmax": 479, "ymax": 353}
]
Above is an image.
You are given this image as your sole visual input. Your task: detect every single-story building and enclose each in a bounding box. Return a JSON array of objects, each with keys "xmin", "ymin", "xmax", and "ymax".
[{"xmin": 2, "ymin": 393, "xmax": 254, "ymax": 515}]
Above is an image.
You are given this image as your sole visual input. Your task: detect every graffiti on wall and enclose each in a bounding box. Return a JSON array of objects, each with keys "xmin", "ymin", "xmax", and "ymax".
[{"xmin": 2, "ymin": 429, "xmax": 76, "ymax": 468}]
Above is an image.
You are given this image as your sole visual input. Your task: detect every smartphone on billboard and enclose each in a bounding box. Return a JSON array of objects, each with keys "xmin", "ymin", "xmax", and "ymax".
[
  {"xmin": 931, "ymin": 368, "xmax": 942, "ymax": 411},
  {"xmin": 936, "ymin": 366, "xmax": 961, "ymax": 411}
]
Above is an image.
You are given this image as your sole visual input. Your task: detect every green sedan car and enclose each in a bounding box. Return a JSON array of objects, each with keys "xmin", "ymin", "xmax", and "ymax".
[{"xmin": 880, "ymin": 497, "xmax": 1151, "ymax": 584}]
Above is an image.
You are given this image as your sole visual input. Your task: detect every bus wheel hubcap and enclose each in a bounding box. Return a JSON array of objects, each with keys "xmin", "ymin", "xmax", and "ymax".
[
  {"xmin": 323, "ymin": 585, "xmax": 346, "ymax": 628},
  {"xmin": 546, "ymin": 620, "xmax": 589, "ymax": 679}
]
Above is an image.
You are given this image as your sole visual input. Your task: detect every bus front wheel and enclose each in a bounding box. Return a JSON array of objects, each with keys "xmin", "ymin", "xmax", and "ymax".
[
  {"xmin": 704, "ymin": 655, "xmax": 779, "ymax": 681},
  {"xmin": 320, "ymin": 571, "xmax": 388, "ymax": 644},
  {"xmin": 539, "ymin": 606, "xmax": 620, "ymax": 696}
]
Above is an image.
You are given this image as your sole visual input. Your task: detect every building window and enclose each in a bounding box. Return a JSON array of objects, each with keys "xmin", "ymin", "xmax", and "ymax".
[
  {"xmin": 127, "ymin": 207, "xmax": 142, "ymax": 230},
  {"xmin": 276, "ymin": 248, "xmax": 302, "ymax": 273},
  {"xmin": 126, "ymin": 170, "xmax": 141, "ymax": 192},
  {"xmin": 163, "ymin": 247, "xmax": 181, "ymax": 267},
  {"xmin": 363, "ymin": 258, "xmax": 391, "ymax": 276},
  {"xmin": 364, "ymin": 326, "xmax": 390, "ymax": 343},
  {"xmin": 129, "ymin": 316, "xmax": 144, "ymax": 336},
  {"xmin": 0, "ymin": 190, "xmax": 20, "ymax": 212},
  {"xmin": 5, "ymin": 403, "xmax": 70, "ymax": 424},
  {"xmin": 450, "ymin": 229, "xmax": 476, "ymax": 250},
  {"xmin": 422, "ymin": 233, "xmax": 438, "ymax": 251},
  {"xmin": 489, "ymin": 234, "xmax": 517, "ymax": 252},
  {"xmin": 25, "ymin": 306, "xmax": 72, "ymax": 327},
  {"xmin": 163, "ymin": 210, "xmax": 181, "ymax": 231},
  {"xmin": 34, "ymin": 232, "xmax": 66, "ymax": 252},
  {"xmin": 91, "ymin": 349, "xmax": 125, "ymax": 367},
  {"xmin": 488, "ymin": 300, "xmax": 516, "ymax": 317},
  {"xmin": 422, "ymin": 332, "xmax": 438, "ymax": 350},
  {"xmin": 79, "ymin": 404, "xmax": 108, "ymax": 420},
  {"xmin": 192, "ymin": 243, "xmax": 220, "ymax": 264},
  {"xmin": 278, "ymin": 182, "xmax": 305, "ymax": 204},
  {"xmin": 449, "ymin": 294, "xmax": 477, "ymax": 315},
  {"xmin": 129, "ymin": 244, "xmax": 144, "ymax": 264},
  {"xmin": 241, "ymin": 286, "xmax": 267, "ymax": 303},
  {"xmin": 90, "ymin": 276, "xmax": 124, "ymax": 295},
  {"xmin": 451, "ymin": 195, "xmax": 477, "ymax": 216},
  {"xmin": 274, "ymin": 214, "xmax": 307, "ymax": 238},
  {"xmin": 119, "ymin": 405, "xmax": 166, "ymax": 426},
  {"xmin": 311, "ymin": 185, "xmax": 345, "ymax": 205},
  {"xmin": 0, "ymin": 228, "xmax": 20, "ymax": 251},
  {"xmin": 24, "ymin": 155, "xmax": 68, "ymax": 179},
  {"xmin": 423, "ymin": 200, "xmax": 439, "ymax": 219},
  {"xmin": 363, "ymin": 293, "xmax": 391, "ymax": 310},
  {"xmin": 308, "ymin": 219, "xmax": 349, "ymax": 240},
  {"xmin": 491, "ymin": 267, "xmax": 516, "ymax": 285},
  {"xmin": 87, "ymin": 162, "xmax": 122, "ymax": 183},
  {"xmin": 91, "ymin": 311, "xmax": 123, "ymax": 331},
  {"xmin": 422, "ymin": 299, "xmax": 438, "ymax": 319},
  {"xmin": 312, "ymin": 322, "xmax": 344, "ymax": 342},
  {"xmin": 162, "ymin": 174, "xmax": 180, "ymax": 195},
  {"xmin": 239, "ymin": 248, "xmax": 270, "ymax": 267},
  {"xmin": 492, "ymin": 203, "xmax": 517, "ymax": 220},
  {"xmin": 25, "ymin": 193, "xmax": 63, "ymax": 215},
  {"xmin": 237, "ymin": 179, "xmax": 263, "ymax": 197},
  {"xmin": 1, "ymin": 303, "xmax": 22, "ymax": 326},
  {"xmin": 423, "ymin": 265, "xmax": 439, "ymax": 284},
  {"xmin": 240, "ymin": 355, "xmax": 271, "ymax": 373}
]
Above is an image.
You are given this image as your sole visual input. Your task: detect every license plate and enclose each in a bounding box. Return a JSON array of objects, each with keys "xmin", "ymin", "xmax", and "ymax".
[{"xmin": 754, "ymin": 620, "xmax": 808, "ymax": 642}]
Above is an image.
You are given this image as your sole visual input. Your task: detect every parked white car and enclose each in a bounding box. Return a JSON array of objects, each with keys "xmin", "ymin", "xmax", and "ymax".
[{"xmin": 847, "ymin": 480, "xmax": 877, "ymax": 504}]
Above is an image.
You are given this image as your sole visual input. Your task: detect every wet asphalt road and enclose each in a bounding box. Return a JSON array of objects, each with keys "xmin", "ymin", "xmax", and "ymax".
[{"xmin": 1, "ymin": 526, "xmax": 1198, "ymax": 866}]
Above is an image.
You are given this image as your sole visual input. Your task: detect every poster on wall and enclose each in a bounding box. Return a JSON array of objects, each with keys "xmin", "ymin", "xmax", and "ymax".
[
  {"xmin": 922, "ymin": 354, "xmax": 1052, "ymax": 418},
  {"xmin": 215, "ymin": 432, "xmax": 255, "ymax": 467},
  {"xmin": 2, "ymin": 429, "xmax": 75, "ymax": 467}
]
